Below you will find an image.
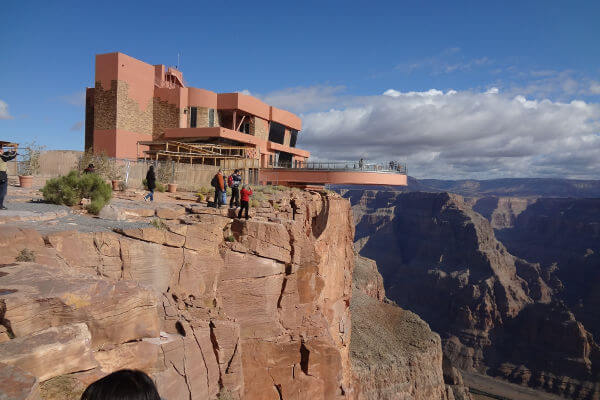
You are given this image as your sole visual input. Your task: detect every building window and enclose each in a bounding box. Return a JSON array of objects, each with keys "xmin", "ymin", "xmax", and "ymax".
[
  {"xmin": 290, "ymin": 130, "xmax": 298, "ymax": 147},
  {"xmin": 242, "ymin": 123, "xmax": 250, "ymax": 134},
  {"xmin": 190, "ymin": 107, "xmax": 197, "ymax": 128},
  {"xmin": 269, "ymin": 155, "xmax": 273, "ymax": 166},
  {"xmin": 209, "ymin": 109, "xmax": 215, "ymax": 127},
  {"xmin": 268, "ymin": 122, "xmax": 286, "ymax": 144}
]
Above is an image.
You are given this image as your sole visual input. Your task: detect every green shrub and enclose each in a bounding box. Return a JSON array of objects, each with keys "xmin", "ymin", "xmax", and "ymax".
[
  {"xmin": 225, "ymin": 235, "xmax": 235, "ymax": 242},
  {"xmin": 249, "ymin": 199, "xmax": 259, "ymax": 208},
  {"xmin": 16, "ymin": 248, "xmax": 36, "ymax": 262},
  {"xmin": 198, "ymin": 186, "xmax": 211, "ymax": 195},
  {"xmin": 150, "ymin": 218, "xmax": 167, "ymax": 230},
  {"xmin": 42, "ymin": 170, "xmax": 112, "ymax": 214}
]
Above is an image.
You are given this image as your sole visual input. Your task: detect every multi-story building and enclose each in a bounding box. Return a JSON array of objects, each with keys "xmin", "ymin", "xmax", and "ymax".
[{"xmin": 85, "ymin": 52, "xmax": 407, "ymax": 187}]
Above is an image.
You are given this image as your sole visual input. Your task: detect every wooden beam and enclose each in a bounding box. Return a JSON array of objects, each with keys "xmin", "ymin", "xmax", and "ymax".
[
  {"xmin": 236, "ymin": 115, "xmax": 246, "ymax": 132},
  {"xmin": 232, "ymin": 111, "xmax": 237, "ymax": 130}
]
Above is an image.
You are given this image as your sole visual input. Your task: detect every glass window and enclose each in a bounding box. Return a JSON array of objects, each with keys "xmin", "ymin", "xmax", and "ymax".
[
  {"xmin": 190, "ymin": 107, "xmax": 197, "ymax": 128},
  {"xmin": 268, "ymin": 122, "xmax": 285, "ymax": 144}
]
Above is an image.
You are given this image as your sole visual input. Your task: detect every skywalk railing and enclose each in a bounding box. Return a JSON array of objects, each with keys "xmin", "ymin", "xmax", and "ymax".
[{"xmin": 268, "ymin": 161, "xmax": 407, "ymax": 174}]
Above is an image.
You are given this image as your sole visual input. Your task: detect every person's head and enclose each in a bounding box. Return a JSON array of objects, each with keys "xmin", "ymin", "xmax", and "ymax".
[
  {"xmin": 218, "ymin": 170, "xmax": 222, "ymax": 175},
  {"xmin": 234, "ymin": 169, "xmax": 239, "ymax": 174},
  {"xmin": 149, "ymin": 165, "xmax": 154, "ymax": 172},
  {"xmin": 80, "ymin": 370, "xmax": 160, "ymax": 400},
  {"xmin": 88, "ymin": 163, "xmax": 94, "ymax": 168}
]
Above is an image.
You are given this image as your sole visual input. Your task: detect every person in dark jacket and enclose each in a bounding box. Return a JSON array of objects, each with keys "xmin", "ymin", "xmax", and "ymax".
[
  {"xmin": 229, "ymin": 169, "xmax": 242, "ymax": 209},
  {"xmin": 80, "ymin": 369, "xmax": 161, "ymax": 400},
  {"xmin": 0, "ymin": 145, "xmax": 18, "ymax": 210},
  {"xmin": 238, "ymin": 185, "xmax": 253, "ymax": 220},
  {"xmin": 144, "ymin": 165, "xmax": 156, "ymax": 202}
]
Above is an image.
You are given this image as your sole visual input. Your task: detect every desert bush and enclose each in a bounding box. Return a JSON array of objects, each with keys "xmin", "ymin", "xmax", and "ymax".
[
  {"xmin": 77, "ymin": 149, "xmax": 122, "ymax": 180},
  {"xmin": 249, "ymin": 198, "xmax": 260, "ymax": 208},
  {"xmin": 42, "ymin": 170, "xmax": 112, "ymax": 214},
  {"xmin": 225, "ymin": 235, "xmax": 235, "ymax": 242},
  {"xmin": 195, "ymin": 193, "xmax": 205, "ymax": 202},
  {"xmin": 198, "ymin": 186, "xmax": 211, "ymax": 196},
  {"xmin": 16, "ymin": 248, "xmax": 36, "ymax": 262},
  {"xmin": 20, "ymin": 141, "xmax": 44, "ymax": 176},
  {"xmin": 150, "ymin": 218, "xmax": 167, "ymax": 230}
]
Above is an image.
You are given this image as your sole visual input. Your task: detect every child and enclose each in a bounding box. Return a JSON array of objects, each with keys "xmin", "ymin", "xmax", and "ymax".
[{"xmin": 238, "ymin": 185, "xmax": 253, "ymax": 220}]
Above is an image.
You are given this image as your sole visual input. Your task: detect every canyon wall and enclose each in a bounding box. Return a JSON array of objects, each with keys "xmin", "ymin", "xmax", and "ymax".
[
  {"xmin": 350, "ymin": 255, "xmax": 472, "ymax": 400},
  {"xmin": 346, "ymin": 190, "xmax": 600, "ymax": 400},
  {"xmin": 0, "ymin": 191, "xmax": 356, "ymax": 400}
]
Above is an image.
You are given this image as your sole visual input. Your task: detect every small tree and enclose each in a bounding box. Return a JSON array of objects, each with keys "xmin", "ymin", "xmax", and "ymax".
[
  {"xmin": 20, "ymin": 141, "xmax": 44, "ymax": 176},
  {"xmin": 77, "ymin": 149, "xmax": 122, "ymax": 181}
]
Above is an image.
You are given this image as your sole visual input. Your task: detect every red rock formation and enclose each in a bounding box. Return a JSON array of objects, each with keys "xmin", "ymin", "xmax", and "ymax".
[{"xmin": 0, "ymin": 191, "xmax": 355, "ymax": 400}]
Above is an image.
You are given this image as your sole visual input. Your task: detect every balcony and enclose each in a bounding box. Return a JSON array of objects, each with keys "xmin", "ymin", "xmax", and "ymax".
[{"xmin": 260, "ymin": 161, "xmax": 408, "ymax": 187}]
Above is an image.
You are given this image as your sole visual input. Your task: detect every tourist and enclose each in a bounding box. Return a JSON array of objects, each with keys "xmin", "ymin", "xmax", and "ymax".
[
  {"xmin": 80, "ymin": 369, "xmax": 161, "ymax": 400},
  {"xmin": 144, "ymin": 165, "xmax": 156, "ymax": 202},
  {"xmin": 211, "ymin": 170, "xmax": 225, "ymax": 208},
  {"xmin": 84, "ymin": 163, "xmax": 95, "ymax": 174},
  {"xmin": 238, "ymin": 185, "xmax": 253, "ymax": 220},
  {"xmin": 0, "ymin": 145, "xmax": 18, "ymax": 211},
  {"xmin": 359, "ymin": 158, "xmax": 364, "ymax": 170},
  {"xmin": 229, "ymin": 169, "xmax": 242, "ymax": 209}
]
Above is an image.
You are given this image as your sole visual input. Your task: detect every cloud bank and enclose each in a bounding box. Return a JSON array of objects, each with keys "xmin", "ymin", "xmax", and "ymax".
[{"xmin": 267, "ymin": 87, "xmax": 600, "ymax": 179}]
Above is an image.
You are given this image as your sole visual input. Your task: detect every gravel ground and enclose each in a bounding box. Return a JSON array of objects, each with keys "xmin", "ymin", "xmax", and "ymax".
[{"xmin": 4, "ymin": 200, "xmax": 152, "ymax": 234}]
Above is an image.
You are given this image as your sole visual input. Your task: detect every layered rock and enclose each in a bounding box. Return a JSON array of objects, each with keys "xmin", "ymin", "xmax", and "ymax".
[
  {"xmin": 350, "ymin": 254, "xmax": 472, "ymax": 400},
  {"xmin": 0, "ymin": 190, "xmax": 355, "ymax": 400},
  {"xmin": 345, "ymin": 190, "xmax": 600, "ymax": 399}
]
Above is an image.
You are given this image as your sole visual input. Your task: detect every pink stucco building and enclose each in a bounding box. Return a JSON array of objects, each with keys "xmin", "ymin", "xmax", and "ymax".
[{"xmin": 85, "ymin": 52, "xmax": 407, "ymax": 186}]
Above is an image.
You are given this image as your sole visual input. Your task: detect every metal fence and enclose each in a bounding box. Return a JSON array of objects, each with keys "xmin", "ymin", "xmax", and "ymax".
[{"xmin": 269, "ymin": 161, "xmax": 407, "ymax": 174}]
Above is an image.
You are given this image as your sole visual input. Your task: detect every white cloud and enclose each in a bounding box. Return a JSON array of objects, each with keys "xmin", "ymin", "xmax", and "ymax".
[
  {"xmin": 590, "ymin": 81, "xmax": 600, "ymax": 95},
  {"xmin": 397, "ymin": 48, "xmax": 492, "ymax": 75},
  {"xmin": 296, "ymin": 88, "xmax": 600, "ymax": 179},
  {"xmin": 0, "ymin": 100, "xmax": 12, "ymax": 119},
  {"xmin": 485, "ymin": 87, "xmax": 499, "ymax": 94}
]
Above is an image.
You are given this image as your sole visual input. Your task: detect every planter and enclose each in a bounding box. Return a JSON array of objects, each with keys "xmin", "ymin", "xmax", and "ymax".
[
  {"xmin": 111, "ymin": 180, "xmax": 122, "ymax": 191},
  {"xmin": 167, "ymin": 183, "xmax": 178, "ymax": 193},
  {"xmin": 18, "ymin": 175, "xmax": 33, "ymax": 188}
]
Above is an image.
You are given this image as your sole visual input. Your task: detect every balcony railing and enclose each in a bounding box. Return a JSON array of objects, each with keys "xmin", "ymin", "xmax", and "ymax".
[{"xmin": 267, "ymin": 161, "xmax": 407, "ymax": 174}]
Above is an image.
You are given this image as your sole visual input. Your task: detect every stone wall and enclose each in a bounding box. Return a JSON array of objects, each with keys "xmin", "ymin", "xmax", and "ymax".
[
  {"xmin": 253, "ymin": 117, "xmax": 269, "ymax": 141},
  {"xmin": 152, "ymin": 98, "xmax": 179, "ymax": 139}
]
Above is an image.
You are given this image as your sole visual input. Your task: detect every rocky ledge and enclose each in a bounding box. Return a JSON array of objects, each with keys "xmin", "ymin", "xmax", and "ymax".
[{"xmin": 0, "ymin": 190, "xmax": 356, "ymax": 400}]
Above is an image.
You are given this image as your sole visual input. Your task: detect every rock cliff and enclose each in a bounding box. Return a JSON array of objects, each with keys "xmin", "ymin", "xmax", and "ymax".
[
  {"xmin": 346, "ymin": 190, "xmax": 600, "ymax": 400},
  {"xmin": 0, "ymin": 191, "xmax": 355, "ymax": 400},
  {"xmin": 350, "ymin": 255, "xmax": 472, "ymax": 400}
]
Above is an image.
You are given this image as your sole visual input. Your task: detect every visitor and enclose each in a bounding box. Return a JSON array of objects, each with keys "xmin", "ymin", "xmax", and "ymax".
[
  {"xmin": 359, "ymin": 158, "xmax": 364, "ymax": 170},
  {"xmin": 211, "ymin": 170, "xmax": 225, "ymax": 208},
  {"xmin": 80, "ymin": 369, "xmax": 161, "ymax": 400},
  {"xmin": 144, "ymin": 165, "xmax": 156, "ymax": 202},
  {"xmin": 84, "ymin": 163, "xmax": 95, "ymax": 174},
  {"xmin": 229, "ymin": 169, "xmax": 242, "ymax": 209},
  {"xmin": 238, "ymin": 185, "xmax": 253, "ymax": 220},
  {"xmin": 0, "ymin": 145, "xmax": 18, "ymax": 211}
]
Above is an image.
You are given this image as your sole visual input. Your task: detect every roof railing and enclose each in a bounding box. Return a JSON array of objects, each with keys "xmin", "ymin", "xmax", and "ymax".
[{"xmin": 269, "ymin": 161, "xmax": 407, "ymax": 174}]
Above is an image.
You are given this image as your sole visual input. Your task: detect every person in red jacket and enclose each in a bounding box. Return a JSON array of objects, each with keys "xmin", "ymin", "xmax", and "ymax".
[{"xmin": 238, "ymin": 185, "xmax": 253, "ymax": 219}]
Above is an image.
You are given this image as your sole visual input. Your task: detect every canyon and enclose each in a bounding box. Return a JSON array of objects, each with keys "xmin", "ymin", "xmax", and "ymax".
[
  {"xmin": 345, "ymin": 189, "xmax": 600, "ymax": 400},
  {"xmin": 0, "ymin": 188, "xmax": 470, "ymax": 400}
]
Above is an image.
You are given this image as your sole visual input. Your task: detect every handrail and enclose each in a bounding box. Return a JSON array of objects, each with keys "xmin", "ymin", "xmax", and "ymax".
[{"xmin": 267, "ymin": 161, "xmax": 407, "ymax": 174}]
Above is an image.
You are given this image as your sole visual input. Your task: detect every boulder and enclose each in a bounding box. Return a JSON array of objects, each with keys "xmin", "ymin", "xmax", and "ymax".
[
  {"xmin": 0, "ymin": 323, "xmax": 97, "ymax": 381},
  {"xmin": 0, "ymin": 263, "xmax": 159, "ymax": 348},
  {"xmin": 0, "ymin": 363, "xmax": 41, "ymax": 400}
]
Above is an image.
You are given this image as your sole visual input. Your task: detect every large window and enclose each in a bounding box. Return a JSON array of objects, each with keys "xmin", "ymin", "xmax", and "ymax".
[
  {"xmin": 190, "ymin": 107, "xmax": 197, "ymax": 128},
  {"xmin": 268, "ymin": 122, "xmax": 285, "ymax": 144},
  {"xmin": 289, "ymin": 130, "xmax": 298, "ymax": 147}
]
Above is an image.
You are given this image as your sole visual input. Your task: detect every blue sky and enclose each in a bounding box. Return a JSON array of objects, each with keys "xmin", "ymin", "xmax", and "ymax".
[{"xmin": 1, "ymin": 0, "xmax": 600, "ymax": 178}]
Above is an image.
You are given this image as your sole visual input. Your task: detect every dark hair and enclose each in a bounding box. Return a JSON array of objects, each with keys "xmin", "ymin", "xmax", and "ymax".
[
  {"xmin": 149, "ymin": 165, "xmax": 154, "ymax": 171},
  {"xmin": 80, "ymin": 370, "xmax": 161, "ymax": 400}
]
